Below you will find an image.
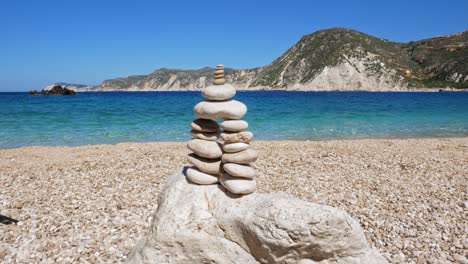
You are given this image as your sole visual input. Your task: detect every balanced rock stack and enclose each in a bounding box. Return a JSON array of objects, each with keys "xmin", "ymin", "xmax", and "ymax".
[{"xmin": 187, "ymin": 64, "xmax": 258, "ymax": 195}]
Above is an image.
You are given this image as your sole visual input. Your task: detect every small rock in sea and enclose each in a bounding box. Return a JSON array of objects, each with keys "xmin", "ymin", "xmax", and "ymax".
[{"xmin": 30, "ymin": 85, "xmax": 77, "ymax": 95}]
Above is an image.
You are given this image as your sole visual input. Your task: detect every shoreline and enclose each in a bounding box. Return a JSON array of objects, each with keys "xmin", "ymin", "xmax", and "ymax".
[
  {"xmin": 1, "ymin": 136, "xmax": 468, "ymax": 151},
  {"xmin": 2, "ymin": 88, "xmax": 468, "ymax": 93},
  {"xmin": 1, "ymin": 138, "xmax": 467, "ymax": 263},
  {"xmin": 76, "ymin": 88, "xmax": 468, "ymax": 92}
]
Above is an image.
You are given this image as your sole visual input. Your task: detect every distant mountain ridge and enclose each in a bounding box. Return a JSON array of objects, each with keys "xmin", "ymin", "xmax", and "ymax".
[{"xmin": 53, "ymin": 28, "xmax": 468, "ymax": 92}]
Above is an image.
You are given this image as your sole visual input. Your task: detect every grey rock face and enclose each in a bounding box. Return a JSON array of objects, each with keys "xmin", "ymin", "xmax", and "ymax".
[{"xmin": 126, "ymin": 167, "xmax": 388, "ymax": 264}]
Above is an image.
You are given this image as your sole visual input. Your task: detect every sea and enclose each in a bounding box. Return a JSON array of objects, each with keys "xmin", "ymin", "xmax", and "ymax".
[{"xmin": 0, "ymin": 91, "xmax": 467, "ymax": 149}]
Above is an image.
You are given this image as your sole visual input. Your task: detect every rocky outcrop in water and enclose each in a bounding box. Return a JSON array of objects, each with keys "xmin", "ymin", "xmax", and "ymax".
[{"xmin": 30, "ymin": 85, "xmax": 77, "ymax": 95}]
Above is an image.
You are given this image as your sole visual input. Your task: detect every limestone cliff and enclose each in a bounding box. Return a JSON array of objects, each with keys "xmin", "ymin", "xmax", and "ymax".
[{"xmin": 56, "ymin": 28, "xmax": 468, "ymax": 92}]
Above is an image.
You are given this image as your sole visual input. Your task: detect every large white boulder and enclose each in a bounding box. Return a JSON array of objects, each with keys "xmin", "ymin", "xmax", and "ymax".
[{"xmin": 127, "ymin": 167, "xmax": 388, "ymax": 264}]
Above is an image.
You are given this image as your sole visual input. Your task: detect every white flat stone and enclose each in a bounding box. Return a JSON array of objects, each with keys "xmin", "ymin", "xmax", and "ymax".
[
  {"xmin": 194, "ymin": 100, "xmax": 247, "ymax": 120},
  {"xmin": 221, "ymin": 120, "xmax": 248, "ymax": 132},
  {"xmin": 186, "ymin": 167, "xmax": 219, "ymax": 185},
  {"xmin": 191, "ymin": 118, "xmax": 219, "ymax": 132},
  {"xmin": 191, "ymin": 130, "xmax": 219, "ymax": 141},
  {"xmin": 220, "ymin": 131, "xmax": 253, "ymax": 144},
  {"xmin": 220, "ymin": 173, "xmax": 256, "ymax": 194},
  {"xmin": 222, "ymin": 149, "xmax": 258, "ymax": 164},
  {"xmin": 187, "ymin": 139, "xmax": 223, "ymax": 159},
  {"xmin": 201, "ymin": 84, "xmax": 236, "ymax": 101},
  {"xmin": 187, "ymin": 153, "xmax": 222, "ymax": 174},
  {"xmin": 223, "ymin": 163, "xmax": 256, "ymax": 179},
  {"xmin": 223, "ymin": 142, "xmax": 250, "ymax": 153}
]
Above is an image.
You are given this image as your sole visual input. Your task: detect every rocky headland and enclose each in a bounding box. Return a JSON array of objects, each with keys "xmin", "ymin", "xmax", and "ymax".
[{"xmin": 50, "ymin": 28, "xmax": 468, "ymax": 92}]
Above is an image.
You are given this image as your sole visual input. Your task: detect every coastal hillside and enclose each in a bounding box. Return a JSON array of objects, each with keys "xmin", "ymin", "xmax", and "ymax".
[
  {"xmin": 59, "ymin": 28, "xmax": 468, "ymax": 91},
  {"xmin": 405, "ymin": 31, "xmax": 468, "ymax": 88}
]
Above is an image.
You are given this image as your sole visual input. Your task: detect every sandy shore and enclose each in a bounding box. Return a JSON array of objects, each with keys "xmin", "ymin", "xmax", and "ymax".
[{"xmin": 1, "ymin": 138, "xmax": 467, "ymax": 263}]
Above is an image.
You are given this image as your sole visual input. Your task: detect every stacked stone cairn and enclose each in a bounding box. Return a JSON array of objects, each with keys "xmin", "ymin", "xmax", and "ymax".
[{"xmin": 186, "ymin": 64, "xmax": 258, "ymax": 195}]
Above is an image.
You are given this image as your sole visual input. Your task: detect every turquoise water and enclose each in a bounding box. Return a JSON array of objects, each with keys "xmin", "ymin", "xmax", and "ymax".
[{"xmin": 0, "ymin": 91, "xmax": 467, "ymax": 148}]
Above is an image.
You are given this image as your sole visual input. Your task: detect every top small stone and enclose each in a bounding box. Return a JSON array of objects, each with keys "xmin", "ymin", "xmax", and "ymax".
[{"xmin": 213, "ymin": 66, "xmax": 226, "ymax": 85}]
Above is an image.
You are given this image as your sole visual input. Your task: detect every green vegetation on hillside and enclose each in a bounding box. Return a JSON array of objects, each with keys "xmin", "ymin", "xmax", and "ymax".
[{"xmin": 90, "ymin": 28, "xmax": 468, "ymax": 90}]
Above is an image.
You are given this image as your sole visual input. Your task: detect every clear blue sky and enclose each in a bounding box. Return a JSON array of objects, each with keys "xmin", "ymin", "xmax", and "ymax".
[{"xmin": 1, "ymin": 0, "xmax": 467, "ymax": 91}]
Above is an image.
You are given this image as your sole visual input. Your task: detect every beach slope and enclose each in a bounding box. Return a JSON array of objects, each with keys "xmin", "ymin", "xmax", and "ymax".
[{"xmin": 0, "ymin": 138, "xmax": 467, "ymax": 263}]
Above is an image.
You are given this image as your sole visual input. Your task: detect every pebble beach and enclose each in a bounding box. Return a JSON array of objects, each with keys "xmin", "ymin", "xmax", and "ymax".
[{"xmin": 1, "ymin": 138, "xmax": 467, "ymax": 263}]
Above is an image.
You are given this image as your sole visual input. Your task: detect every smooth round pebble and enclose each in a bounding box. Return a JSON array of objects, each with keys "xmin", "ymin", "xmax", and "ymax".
[
  {"xmin": 221, "ymin": 120, "xmax": 249, "ymax": 132},
  {"xmin": 213, "ymin": 79, "xmax": 226, "ymax": 85},
  {"xmin": 186, "ymin": 167, "xmax": 219, "ymax": 185},
  {"xmin": 194, "ymin": 100, "xmax": 247, "ymax": 120},
  {"xmin": 223, "ymin": 142, "xmax": 250, "ymax": 153},
  {"xmin": 221, "ymin": 131, "xmax": 253, "ymax": 144},
  {"xmin": 191, "ymin": 118, "xmax": 219, "ymax": 132},
  {"xmin": 222, "ymin": 149, "xmax": 258, "ymax": 164},
  {"xmin": 201, "ymin": 84, "xmax": 236, "ymax": 101},
  {"xmin": 223, "ymin": 163, "xmax": 256, "ymax": 178},
  {"xmin": 220, "ymin": 173, "xmax": 256, "ymax": 194},
  {"xmin": 191, "ymin": 130, "xmax": 219, "ymax": 141},
  {"xmin": 187, "ymin": 139, "xmax": 223, "ymax": 159},
  {"xmin": 187, "ymin": 153, "xmax": 222, "ymax": 174}
]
